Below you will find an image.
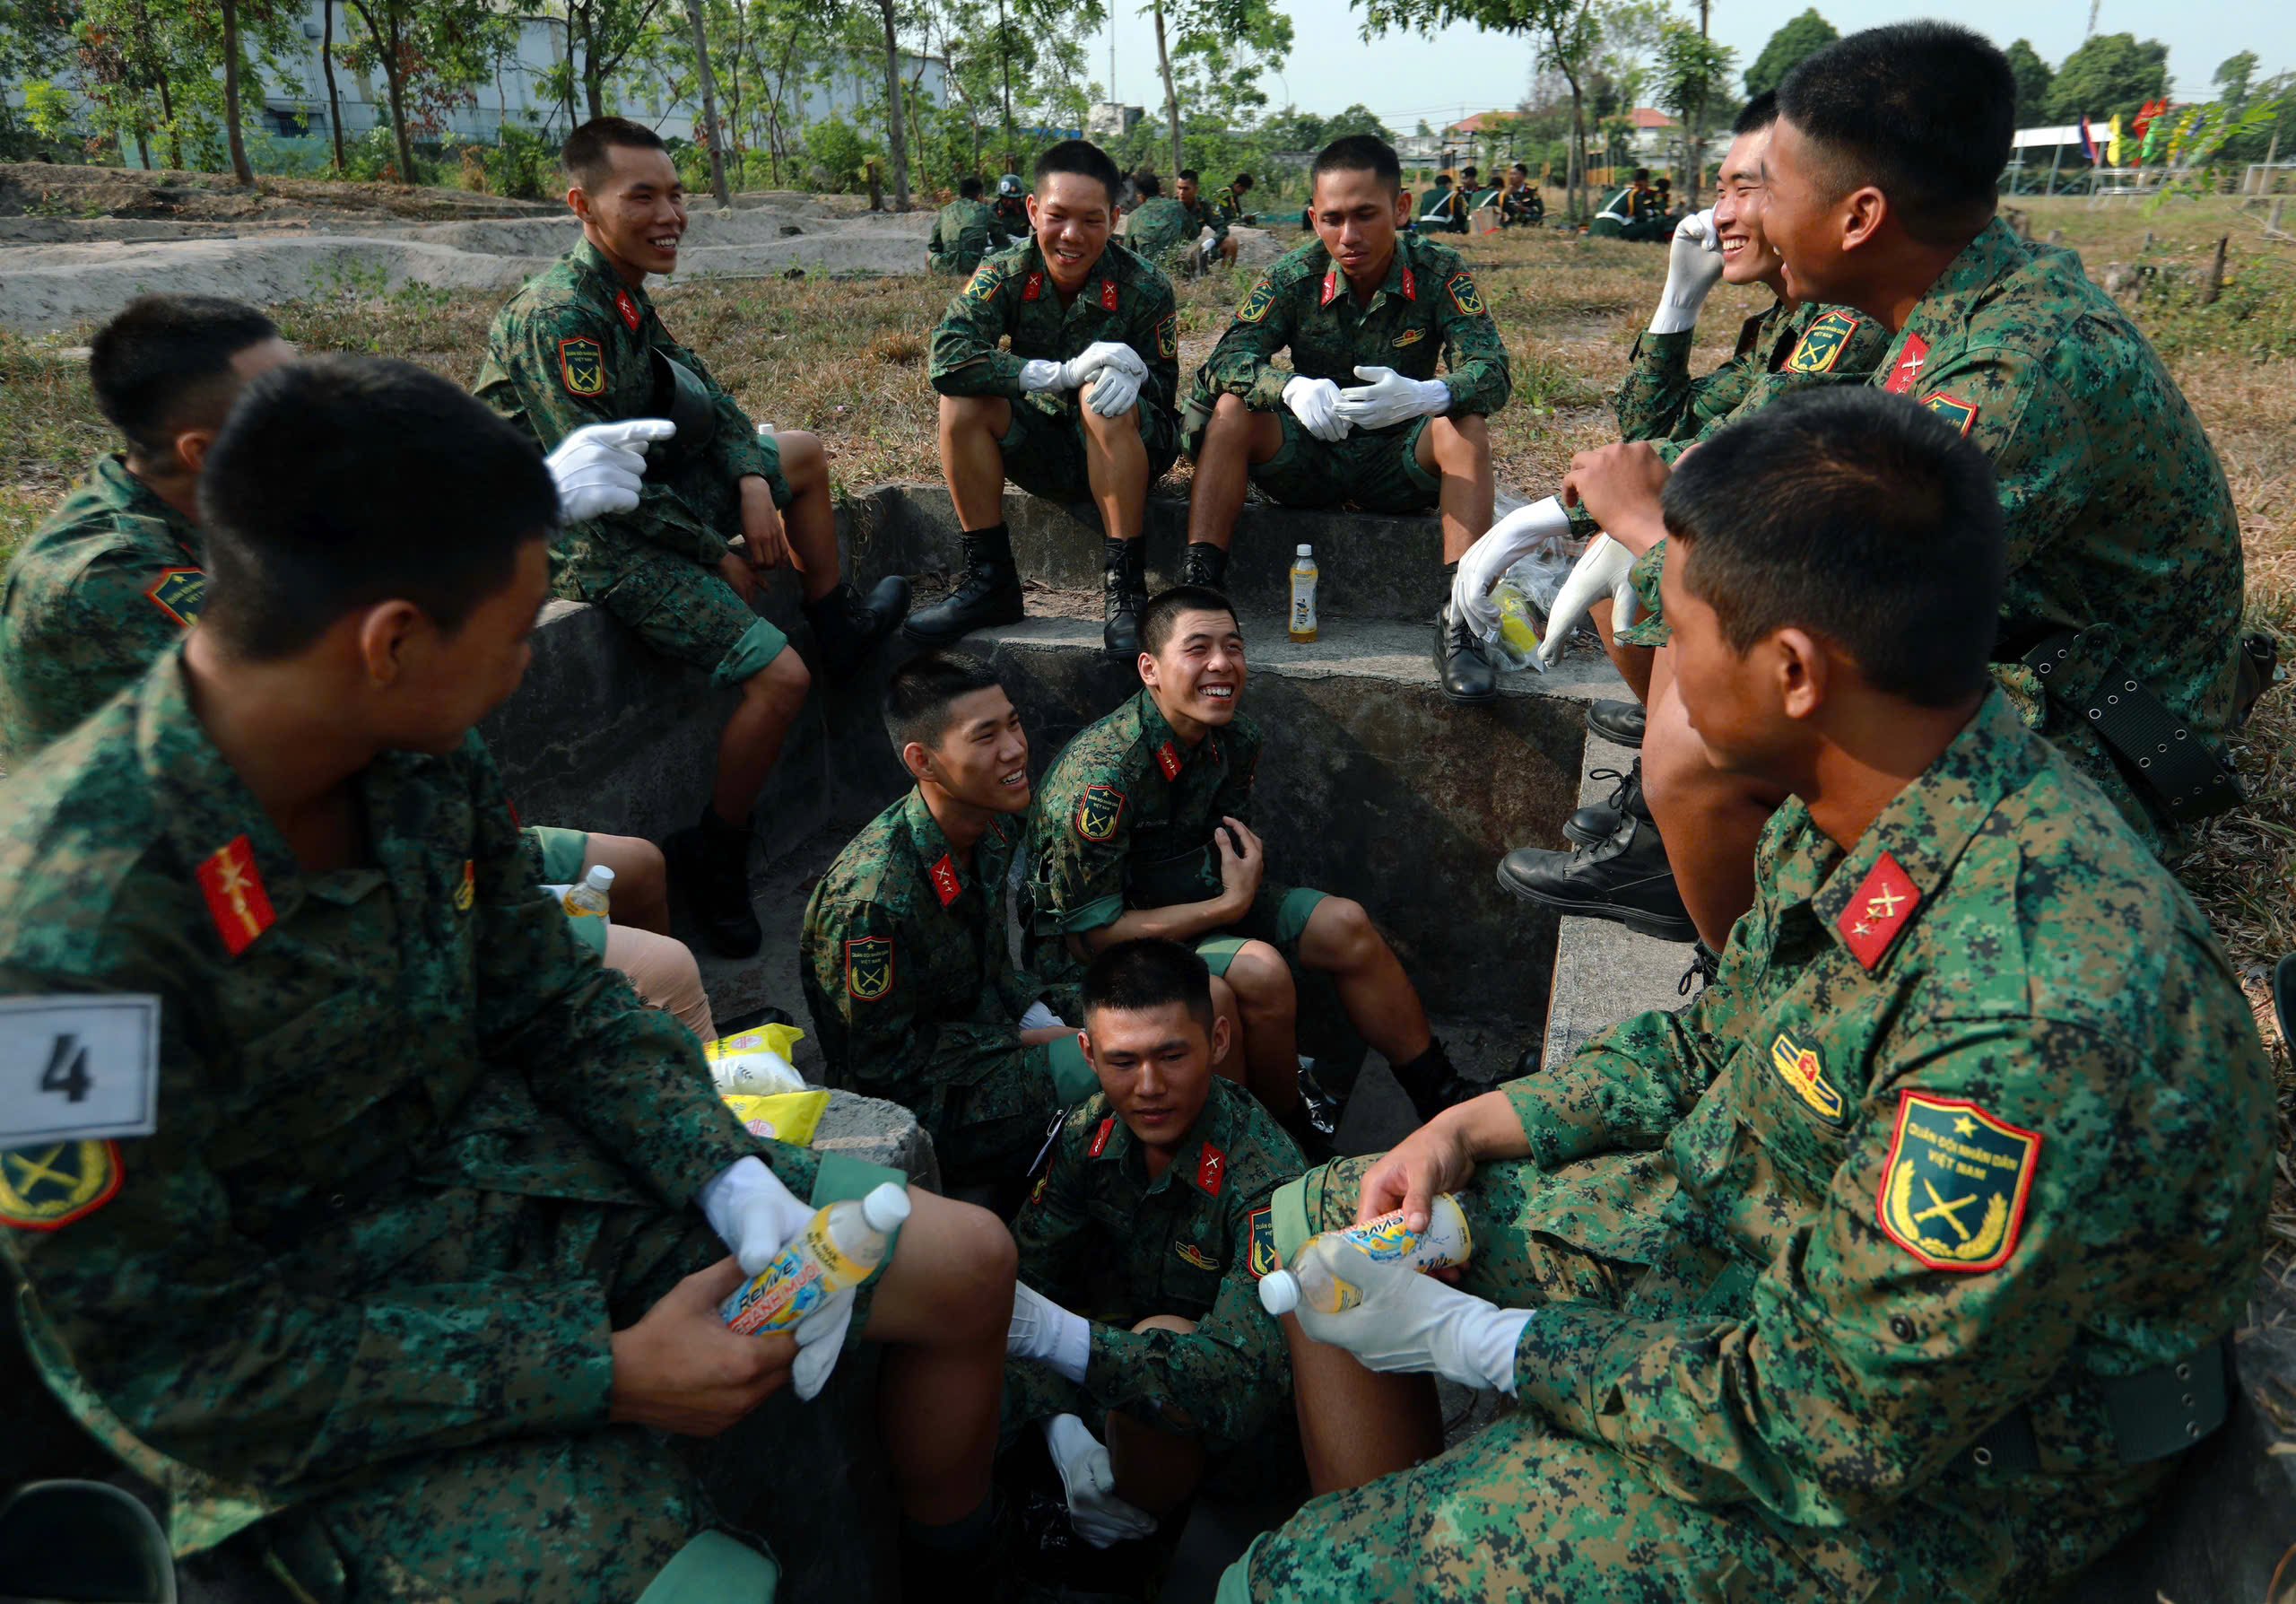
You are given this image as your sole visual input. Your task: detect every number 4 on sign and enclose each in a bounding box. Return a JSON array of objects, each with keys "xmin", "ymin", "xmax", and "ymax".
[{"xmin": 1, "ymin": 997, "xmax": 160, "ymax": 1147}]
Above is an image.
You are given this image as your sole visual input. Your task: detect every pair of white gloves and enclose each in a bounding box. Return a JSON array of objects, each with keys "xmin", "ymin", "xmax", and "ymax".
[
  {"xmin": 1005, "ymin": 1283, "xmax": 1160, "ymax": 1547},
  {"xmin": 1281, "ymin": 365, "xmax": 1452, "ymax": 442},
  {"xmin": 1021, "ymin": 340, "xmax": 1149, "ymax": 417},
  {"xmin": 696, "ymin": 1155, "xmax": 867, "ymax": 1402}
]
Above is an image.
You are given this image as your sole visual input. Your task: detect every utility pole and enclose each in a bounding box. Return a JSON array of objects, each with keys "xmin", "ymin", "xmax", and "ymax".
[{"xmin": 2085, "ymin": 0, "xmax": 2100, "ymax": 39}]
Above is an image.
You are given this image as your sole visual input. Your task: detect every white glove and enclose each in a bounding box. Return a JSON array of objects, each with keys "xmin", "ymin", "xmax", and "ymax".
[
  {"xmin": 790, "ymin": 1284, "xmax": 856, "ymax": 1402},
  {"xmin": 1018, "ymin": 1000, "xmax": 1067, "ymax": 1033},
  {"xmin": 697, "ymin": 1155, "xmax": 814, "ymax": 1276},
  {"xmin": 1649, "ymin": 208, "xmax": 1724, "ymax": 336},
  {"xmin": 1452, "ymin": 496, "xmax": 1575, "ymax": 639},
  {"xmin": 1281, "ymin": 375, "xmax": 1348, "ymax": 442},
  {"xmin": 1019, "ymin": 358, "xmax": 1065, "ymax": 392},
  {"xmin": 1022, "ymin": 341, "xmax": 1146, "ymax": 394},
  {"xmin": 1291, "ymin": 1241, "xmax": 1533, "ymax": 1394},
  {"xmin": 1332, "ymin": 364, "xmax": 1452, "ymax": 431},
  {"xmin": 1536, "ymin": 535, "xmax": 1640, "ymax": 669},
  {"xmin": 1041, "ymin": 1414, "xmax": 1160, "ymax": 1547},
  {"xmin": 1008, "ymin": 1282, "xmax": 1092, "ymax": 1383},
  {"xmin": 1083, "ymin": 362, "xmax": 1143, "ymax": 417},
  {"xmin": 545, "ymin": 418, "xmax": 675, "ymax": 523}
]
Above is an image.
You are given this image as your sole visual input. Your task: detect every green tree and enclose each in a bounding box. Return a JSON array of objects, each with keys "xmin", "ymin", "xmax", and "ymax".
[
  {"xmin": 2213, "ymin": 50, "xmax": 2257, "ymax": 116},
  {"xmin": 2004, "ymin": 38, "xmax": 2052, "ymax": 127},
  {"xmin": 1656, "ymin": 18, "xmax": 1731, "ymax": 205},
  {"xmin": 1741, "ymin": 6, "xmax": 1831, "ymax": 100},
  {"xmin": 338, "ymin": 0, "xmax": 505, "ymax": 181},
  {"xmin": 1144, "ymin": 0, "xmax": 1292, "ymax": 182},
  {"xmin": 2047, "ymin": 32, "xmax": 2169, "ymax": 126}
]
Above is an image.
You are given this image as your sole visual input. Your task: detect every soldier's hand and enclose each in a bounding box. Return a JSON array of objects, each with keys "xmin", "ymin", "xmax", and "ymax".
[
  {"xmin": 718, "ymin": 549, "xmax": 761, "ymax": 606},
  {"xmin": 738, "ymin": 476, "xmax": 791, "ymax": 571},
  {"xmin": 609, "ymin": 1257, "xmax": 796, "ymax": 1436},
  {"xmin": 1356, "ymin": 1114, "xmax": 1480, "ymax": 1234},
  {"xmin": 1561, "ymin": 441, "xmax": 1671, "ymax": 557},
  {"xmin": 1214, "ymin": 815, "xmax": 1265, "ymax": 913},
  {"xmin": 545, "ymin": 418, "xmax": 674, "ymax": 523}
]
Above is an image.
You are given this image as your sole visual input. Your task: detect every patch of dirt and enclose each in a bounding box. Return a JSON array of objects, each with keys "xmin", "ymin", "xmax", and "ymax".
[{"xmin": 0, "ymin": 161, "xmax": 559, "ymax": 225}]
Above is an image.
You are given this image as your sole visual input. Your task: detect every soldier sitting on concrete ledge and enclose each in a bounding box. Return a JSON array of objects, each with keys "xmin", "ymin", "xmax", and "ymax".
[
  {"xmin": 1222, "ymin": 388, "xmax": 2273, "ymax": 1604},
  {"xmin": 913, "ymin": 137, "xmax": 1181, "ymax": 658},
  {"xmin": 1023, "ymin": 587, "xmax": 1478, "ymax": 1147},
  {"xmin": 1181, "ymin": 135, "xmax": 1511, "ymax": 707},
  {"xmin": 0, "ymin": 356, "xmax": 1020, "ymax": 1604},
  {"xmin": 474, "ymin": 115, "xmax": 910, "ymax": 961},
  {"xmin": 1003, "ymin": 939, "xmax": 1306, "ymax": 1566},
  {"xmin": 801, "ymin": 651, "xmax": 1253, "ymax": 1196}
]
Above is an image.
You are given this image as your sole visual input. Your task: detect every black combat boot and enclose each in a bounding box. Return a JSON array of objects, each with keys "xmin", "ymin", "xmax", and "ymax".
[
  {"xmin": 1563, "ymin": 757, "xmax": 1653, "ymax": 847},
  {"xmin": 804, "ymin": 575, "xmax": 912, "ymax": 682},
  {"xmin": 903, "ymin": 524, "xmax": 1023, "ymax": 643},
  {"xmin": 1587, "ymin": 697, "xmax": 1647, "ymax": 747},
  {"xmin": 1277, "ymin": 1061, "xmax": 1345, "ymax": 1161},
  {"xmin": 1103, "ymin": 536, "xmax": 1147, "ymax": 658},
  {"xmin": 1180, "ymin": 540, "xmax": 1230, "ymax": 591},
  {"xmin": 665, "ymin": 804, "xmax": 763, "ymax": 958},
  {"xmin": 1434, "ymin": 600, "xmax": 1498, "ymax": 704},
  {"xmin": 1391, "ymin": 1036, "xmax": 1475, "ymax": 1124},
  {"xmin": 1495, "ymin": 815, "xmax": 1695, "ymax": 944}
]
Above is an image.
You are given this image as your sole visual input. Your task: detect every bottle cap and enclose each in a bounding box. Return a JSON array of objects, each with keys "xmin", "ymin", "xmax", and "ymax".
[
  {"xmin": 587, "ymin": 866, "xmax": 616, "ymax": 891},
  {"xmin": 860, "ymin": 1182, "xmax": 913, "ymax": 1234},
  {"xmin": 1257, "ymin": 1268, "xmax": 1300, "ymax": 1316},
  {"xmin": 1295, "ymin": 544, "xmax": 1312, "ymax": 558}
]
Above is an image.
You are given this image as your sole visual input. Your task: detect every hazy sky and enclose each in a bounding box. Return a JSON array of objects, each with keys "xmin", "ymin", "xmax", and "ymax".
[{"xmin": 1091, "ymin": 0, "xmax": 2295, "ymax": 137}]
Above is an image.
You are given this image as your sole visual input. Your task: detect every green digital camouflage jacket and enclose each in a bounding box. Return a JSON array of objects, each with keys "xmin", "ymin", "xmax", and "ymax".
[
  {"xmin": 0, "ymin": 650, "xmax": 835, "ymax": 1543},
  {"xmin": 927, "ymin": 235, "xmax": 1179, "ymax": 423},
  {"xmin": 1187, "ymin": 232, "xmax": 1511, "ymax": 423},
  {"xmin": 1493, "ymin": 690, "xmax": 2270, "ymax": 1578},
  {"xmin": 0, "ymin": 455, "xmax": 203, "ymax": 762},
  {"xmin": 1865, "ymin": 216, "xmax": 2248, "ymax": 849},
  {"xmin": 1007, "ymin": 1077, "xmax": 1303, "ymax": 1453},
  {"xmin": 799, "ymin": 788, "xmax": 1091, "ymax": 1156},
  {"xmin": 927, "ymin": 196, "xmax": 1012, "ymax": 276},
  {"xmin": 1181, "ymin": 196, "xmax": 1229, "ymax": 244},
  {"xmin": 1124, "ymin": 196, "xmax": 1197, "ymax": 270},
  {"xmin": 472, "ymin": 238, "xmax": 783, "ymax": 570},
  {"xmin": 1022, "ymin": 689, "xmax": 1260, "ymax": 973}
]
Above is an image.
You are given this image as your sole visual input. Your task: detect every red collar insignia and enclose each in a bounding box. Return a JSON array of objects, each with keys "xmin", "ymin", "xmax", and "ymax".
[
  {"xmin": 197, "ymin": 834, "xmax": 277, "ymax": 957},
  {"xmin": 1400, "ymin": 266, "xmax": 1416, "ymax": 301},
  {"xmin": 1196, "ymin": 1142, "xmax": 1226, "ymax": 1196},
  {"xmin": 1088, "ymin": 1116, "xmax": 1116, "ymax": 1158},
  {"xmin": 1838, "ymin": 850, "xmax": 1921, "ymax": 970},
  {"xmin": 614, "ymin": 288, "xmax": 642, "ymax": 333},
  {"xmin": 1100, "ymin": 278, "xmax": 1119, "ymax": 312},
  {"xmin": 928, "ymin": 853, "xmax": 961, "ymax": 908},
  {"xmin": 1883, "ymin": 333, "xmax": 1930, "ymax": 395},
  {"xmin": 1320, "ymin": 269, "xmax": 1341, "ymax": 308},
  {"xmin": 1023, "ymin": 270, "xmax": 1045, "ymax": 301},
  {"xmin": 1154, "ymin": 740, "xmax": 1183, "ymax": 781}
]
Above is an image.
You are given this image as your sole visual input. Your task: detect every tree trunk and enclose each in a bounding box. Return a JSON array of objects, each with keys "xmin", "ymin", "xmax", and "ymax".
[
  {"xmin": 386, "ymin": 57, "xmax": 415, "ymax": 181},
  {"xmin": 322, "ymin": 0, "xmax": 346, "ymax": 172},
  {"xmin": 158, "ymin": 75, "xmax": 181, "ymax": 170},
  {"xmin": 1568, "ymin": 83, "xmax": 1587, "ymax": 222},
  {"xmin": 876, "ymin": 0, "xmax": 910, "ymax": 210},
  {"xmin": 683, "ymin": 0, "xmax": 733, "ymax": 205},
  {"xmin": 221, "ymin": 0, "xmax": 254, "ymax": 183},
  {"xmin": 996, "ymin": 0, "xmax": 1014, "ymax": 168},
  {"xmin": 1152, "ymin": 0, "xmax": 1180, "ymax": 181}
]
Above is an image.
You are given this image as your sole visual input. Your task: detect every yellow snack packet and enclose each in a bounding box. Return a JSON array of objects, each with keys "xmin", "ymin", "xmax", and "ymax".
[{"xmin": 721, "ymin": 1090, "xmax": 831, "ymax": 1146}]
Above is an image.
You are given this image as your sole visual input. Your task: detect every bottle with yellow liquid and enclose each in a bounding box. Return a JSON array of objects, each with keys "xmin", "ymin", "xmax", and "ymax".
[
  {"xmin": 562, "ymin": 864, "xmax": 613, "ymax": 920},
  {"xmin": 721, "ymin": 1183, "xmax": 910, "ymax": 1336},
  {"xmin": 1289, "ymin": 544, "xmax": 1319, "ymax": 642},
  {"xmin": 1257, "ymin": 1193, "xmax": 1472, "ymax": 1317}
]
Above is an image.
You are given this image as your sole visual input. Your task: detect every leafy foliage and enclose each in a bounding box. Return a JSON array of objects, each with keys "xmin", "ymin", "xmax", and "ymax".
[
  {"xmin": 1741, "ymin": 7, "xmax": 1832, "ymax": 101},
  {"xmin": 2046, "ymin": 31, "xmax": 2169, "ymax": 126}
]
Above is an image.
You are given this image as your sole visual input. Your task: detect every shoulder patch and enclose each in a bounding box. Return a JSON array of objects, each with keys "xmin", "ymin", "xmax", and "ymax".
[
  {"xmin": 456, "ymin": 859, "xmax": 476, "ymax": 913},
  {"xmin": 1247, "ymin": 1205, "xmax": 1278, "ymax": 1279},
  {"xmin": 1446, "ymin": 271, "xmax": 1485, "ymax": 318},
  {"xmin": 0, "ymin": 1140, "xmax": 122, "ymax": 1231},
  {"xmin": 1785, "ymin": 309, "xmax": 1862, "ymax": 375},
  {"xmin": 558, "ymin": 336, "xmax": 605, "ymax": 397},
  {"xmin": 1877, "ymin": 1092, "xmax": 2039, "ymax": 1273},
  {"xmin": 1237, "ymin": 277, "xmax": 1277, "ymax": 324},
  {"xmin": 1837, "ymin": 851, "xmax": 1920, "ymax": 971},
  {"xmin": 1154, "ymin": 740, "xmax": 1183, "ymax": 782},
  {"xmin": 928, "ymin": 853, "xmax": 961, "ymax": 908},
  {"xmin": 1028, "ymin": 1170, "xmax": 1048, "ymax": 1207},
  {"xmin": 844, "ymin": 935, "xmax": 895, "ymax": 1001},
  {"xmin": 962, "ymin": 265, "xmax": 1001, "ymax": 302},
  {"xmin": 1074, "ymin": 783, "xmax": 1126, "ymax": 843},
  {"xmin": 1174, "ymin": 1240, "xmax": 1220, "ymax": 1271},
  {"xmin": 1400, "ymin": 266, "xmax": 1417, "ymax": 301},
  {"xmin": 197, "ymin": 835, "xmax": 275, "ymax": 957},
  {"xmin": 1319, "ymin": 269, "xmax": 1342, "ymax": 309},
  {"xmin": 1088, "ymin": 1115, "xmax": 1116, "ymax": 1158},
  {"xmin": 1920, "ymin": 392, "xmax": 1980, "ymax": 437},
  {"xmin": 1769, "ymin": 1032, "xmax": 1845, "ymax": 1121},
  {"xmin": 1100, "ymin": 278, "xmax": 1120, "ymax": 313},
  {"xmin": 1023, "ymin": 269, "xmax": 1046, "ymax": 302},
  {"xmin": 614, "ymin": 288, "xmax": 642, "ymax": 333},
  {"xmin": 1157, "ymin": 311, "xmax": 1178, "ymax": 362},
  {"xmin": 144, "ymin": 567, "xmax": 205, "ymax": 628},
  {"xmin": 1883, "ymin": 332, "xmax": 1930, "ymax": 395},
  {"xmin": 1196, "ymin": 1141, "xmax": 1226, "ymax": 1196}
]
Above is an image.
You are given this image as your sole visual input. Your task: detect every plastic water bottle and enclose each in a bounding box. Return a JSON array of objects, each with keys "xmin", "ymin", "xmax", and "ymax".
[
  {"xmin": 562, "ymin": 864, "xmax": 613, "ymax": 920},
  {"xmin": 1258, "ymin": 1193, "xmax": 1473, "ymax": 1317},
  {"xmin": 720, "ymin": 1183, "xmax": 911, "ymax": 1336},
  {"xmin": 1289, "ymin": 544, "xmax": 1319, "ymax": 643}
]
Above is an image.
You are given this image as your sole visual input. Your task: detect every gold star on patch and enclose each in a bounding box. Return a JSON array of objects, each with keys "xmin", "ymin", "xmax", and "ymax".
[
  {"xmin": 1953, "ymin": 1116, "xmax": 1977, "ymax": 1137},
  {"xmin": 1852, "ymin": 921, "xmax": 1874, "ymax": 937}
]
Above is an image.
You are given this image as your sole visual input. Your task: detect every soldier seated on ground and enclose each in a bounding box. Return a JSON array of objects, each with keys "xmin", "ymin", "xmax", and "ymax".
[
  {"xmin": 1413, "ymin": 172, "xmax": 1468, "ymax": 233},
  {"xmin": 801, "ymin": 651, "xmax": 1251, "ymax": 1198},
  {"xmin": 1002, "ymin": 939, "xmax": 1306, "ymax": 1565},
  {"xmin": 1217, "ymin": 171, "xmax": 1257, "ymax": 225},
  {"xmin": 992, "ymin": 172, "xmax": 1031, "ymax": 240},
  {"xmin": 1223, "ymin": 388, "xmax": 2274, "ymax": 1604},
  {"xmin": 474, "ymin": 115, "xmax": 909, "ymax": 961},
  {"xmin": 0, "ymin": 357, "xmax": 1021, "ymax": 1603},
  {"xmin": 915, "ymin": 137, "xmax": 1180, "ymax": 659},
  {"xmin": 1181, "ymin": 134, "xmax": 1511, "ymax": 705},
  {"xmin": 1120, "ymin": 169, "xmax": 1194, "ymax": 272},
  {"xmin": 1178, "ymin": 169, "xmax": 1240, "ymax": 266},
  {"xmin": 0, "ymin": 292, "xmax": 719, "ymax": 1040},
  {"xmin": 1024, "ymin": 587, "xmax": 1477, "ymax": 1149},
  {"xmin": 927, "ymin": 174, "xmax": 1016, "ymax": 276},
  {"xmin": 1587, "ymin": 168, "xmax": 1645, "ymax": 237}
]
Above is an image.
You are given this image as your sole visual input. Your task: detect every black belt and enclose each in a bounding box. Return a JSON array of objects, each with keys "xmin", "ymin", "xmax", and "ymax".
[
  {"xmin": 1952, "ymin": 1337, "xmax": 2231, "ymax": 1480},
  {"xmin": 2022, "ymin": 631, "xmax": 2243, "ymax": 825}
]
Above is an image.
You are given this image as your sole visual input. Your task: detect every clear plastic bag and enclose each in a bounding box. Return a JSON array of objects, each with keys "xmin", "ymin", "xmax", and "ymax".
[{"xmin": 1475, "ymin": 542, "xmax": 1575, "ymax": 673}]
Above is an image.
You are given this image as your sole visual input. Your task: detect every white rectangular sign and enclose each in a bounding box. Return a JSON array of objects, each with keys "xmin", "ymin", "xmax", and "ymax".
[{"xmin": 0, "ymin": 996, "xmax": 161, "ymax": 1146}]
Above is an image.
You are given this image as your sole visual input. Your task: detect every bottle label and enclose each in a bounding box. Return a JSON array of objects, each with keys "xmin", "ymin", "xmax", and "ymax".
[
  {"xmin": 1344, "ymin": 1208, "xmax": 1425, "ymax": 1261},
  {"xmin": 1290, "ymin": 574, "xmax": 1318, "ymax": 634},
  {"xmin": 563, "ymin": 902, "xmax": 607, "ymax": 918},
  {"xmin": 720, "ymin": 1212, "xmax": 869, "ymax": 1335}
]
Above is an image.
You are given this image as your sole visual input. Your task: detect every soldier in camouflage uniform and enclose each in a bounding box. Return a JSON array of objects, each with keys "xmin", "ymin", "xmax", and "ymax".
[
  {"xmin": 473, "ymin": 116, "xmax": 909, "ymax": 959},
  {"xmin": 1178, "ymin": 170, "xmax": 1238, "ymax": 266},
  {"xmin": 800, "ymin": 654, "xmax": 1102, "ymax": 1190},
  {"xmin": 1122, "ymin": 172, "xmax": 1200, "ymax": 275},
  {"xmin": 1024, "ymin": 588, "xmax": 1474, "ymax": 1135},
  {"xmin": 1215, "ymin": 172, "xmax": 1256, "ymax": 224},
  {"xmin": 1182, "ymin": 135, "xmax": 1513, "ymax": 703},
  {"xmin": 1224, "ymin": 391, "xmax": 2272, "ymax": 1604},
  {"xmin": 1003, "ymin": 941, "xmax": 1304, "ymax": 1550},
  {"xmin": 926, "ymin": 175, "xmax": 1014, "ymax": 275},
  {"xmin": 0, "ymin": 359, "xmax": 1017, "ymax": 1602},
  {"xmin": 913, "ymin": 138, "xmax": 1180, "ymax": 658}
]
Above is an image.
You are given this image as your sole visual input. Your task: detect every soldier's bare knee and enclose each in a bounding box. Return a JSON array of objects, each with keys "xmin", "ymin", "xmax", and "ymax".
[
  {"xmin": 939, "ymin": 394, "xmax": 999, "ymax": 436},
  {"xmin": 745, "ymin": 647, "xmax": 811, "ymax": 711},
  {"xmin": 1311, "ymin": 897, "xmax": 1381, "ymax": 969},
  {"xmin": 778, "ymin": 429, "xmax": 827, "ymax": 489},
  {"xmin": 1225, "ymin": 940, "xmax": 1294, "ymax": 1010},
  {"xmin": 1079, "ymin": 387, "xmax": 1143, "ymax": 436},
  {"xmin": 1131, "ymin": 1313, "xmax": 1199, "ymax": 1337},
  {"xmin": 1433, "ymin": 414, "xmax": 1491, "ymax": 466}
]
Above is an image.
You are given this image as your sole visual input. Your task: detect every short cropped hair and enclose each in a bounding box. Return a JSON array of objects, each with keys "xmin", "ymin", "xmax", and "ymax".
[
  {"xmin": 881, "ymin": 650, "xmax": 1005, "ymax": 755},
  {"xmin": 1231, "ymin": 173, "xmax": 1255, "ymax": 189},
  {"xmin": 1663, "ymin": 388, "xmax": 2005, "ymax": 708},
  {"xmin": 562, "ymin": 116, "xmax": 668, "ymax": 191},
  {"xmin": 1777, "ymin": 22, "xmax": 2013, "ymax": 246},
  {"xmin": 1035, "ymin": 139, "xmax": 1123, "ymax": 205},
  {"xmin": 1632, "ymin": 167, "xmax": 1650, "ymax": 182},
  {"xmin": 1083, "ymin": 938, "xmax": 1214, "ymax": 1034},
  {"xmin": 1313, "ymin": 135, "xmax": 1401, "ymax": 193},
  {"xmin": 958, "ymin": 175, "xmax": 983, "ymax": 198},
  {"xmin": 1139, "ymin": 585, "xmax": 1239, "ymax": 658},
  {"xmin": 1178, "ymin": 168, "xmax": 1199, "ymax": 184},
  {"xmin": 198, "ymin": 357, "xmax": 558, "ymax": 661},
  {"xmin": 1134, "ymin": 169, "xmax": 1162, "ymax": 198},
  {"xmin": 1734, "ymin": 90, "xmax": 1779, "ymax": 136},
  {"xmin": 89, "ymin": 294, "xmax": 279, "ymax": 458}
]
